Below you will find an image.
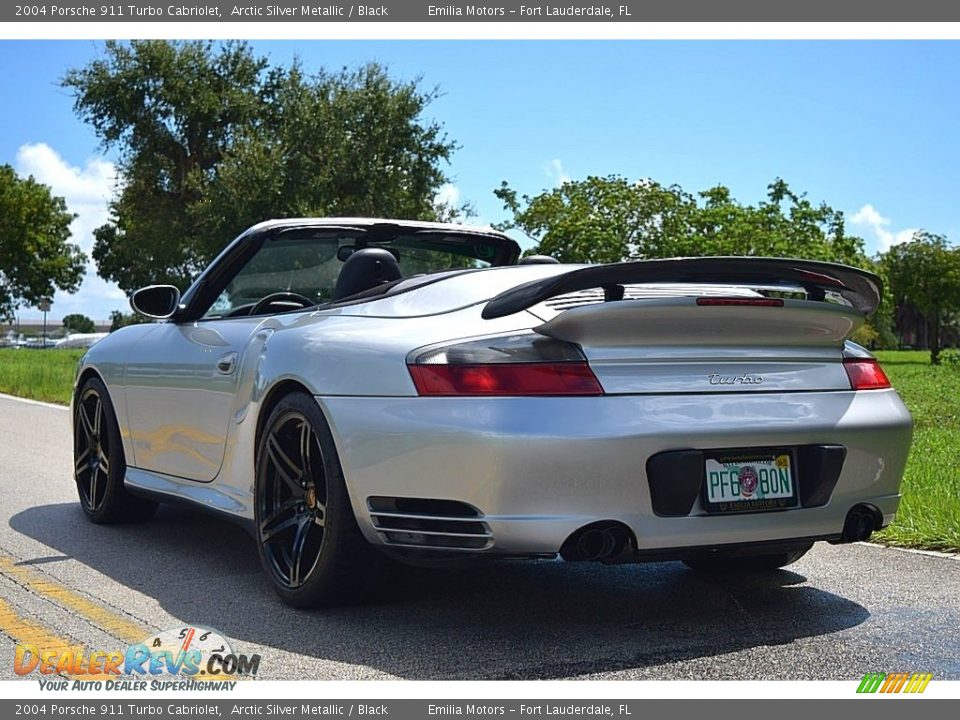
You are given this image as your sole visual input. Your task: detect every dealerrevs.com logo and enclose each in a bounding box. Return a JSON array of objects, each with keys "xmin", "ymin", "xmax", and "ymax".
[{"xmin": 14, "ymin": 626, "xmax": 259, "ymax": 690}]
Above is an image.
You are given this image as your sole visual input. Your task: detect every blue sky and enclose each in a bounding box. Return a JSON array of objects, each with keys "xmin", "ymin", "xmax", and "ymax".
[{"xmin": 2, "ymin": 40, "xmax": 957, "ymax": 322}]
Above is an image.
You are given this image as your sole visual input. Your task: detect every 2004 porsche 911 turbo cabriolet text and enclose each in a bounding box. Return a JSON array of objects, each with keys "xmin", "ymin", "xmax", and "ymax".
[{"xmin": 71, "ymin": 218, "xmax": 913, "ymax": 607}]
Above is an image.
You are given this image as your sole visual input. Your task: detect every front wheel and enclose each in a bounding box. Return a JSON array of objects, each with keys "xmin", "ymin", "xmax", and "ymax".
[
  {"xmin": 682, "ymin": 543, "xmax": 812, "ymax": 572},
  {"xmin": 254, "ymin": 392, "xmax": 382, "ymax": 607},
  {"xmin": 74, "ymin": 377, "xmax": 157, "ymax": 524}
]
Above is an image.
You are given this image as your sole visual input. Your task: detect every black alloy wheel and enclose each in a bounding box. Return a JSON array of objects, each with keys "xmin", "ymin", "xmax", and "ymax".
[
  {"xmin": 73, "ymin": 376, "xmax": 157, "ymax": 524},
  {"xmin": 254, "ymin": 392, "xmax": 383, "ymax": 607},
  {"xmin": 257, "ymin": 409, "xmax": 328, "ymax": 588},
  {"xmin": 75, "ymin": 386, "xmax": 110, "ymax": 513}
]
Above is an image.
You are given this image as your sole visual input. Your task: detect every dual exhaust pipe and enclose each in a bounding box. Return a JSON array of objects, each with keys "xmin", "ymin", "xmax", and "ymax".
[
  {"xmin": 841, "ymin": 504, "xmax": 881, "ymax": 543},
  {"xmin": 561, "ymin": 523, "xmax": 633, "ymax": 562},
  {"xmin": 563, "ymin": 504, "xmax": 881, "ymax": 562}
]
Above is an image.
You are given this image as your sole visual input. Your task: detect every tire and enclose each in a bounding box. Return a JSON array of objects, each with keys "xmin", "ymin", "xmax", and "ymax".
[
  {"xmin": 682, "ymin": 543, "xmax": 812, "ymax": 573},
  {"xmin": 254, "ymin": 391, "xmax": 382, "ymax": 608},
  {"xmin": 74, "ymin": 376, "xmax": 157, "ymax": 524}
]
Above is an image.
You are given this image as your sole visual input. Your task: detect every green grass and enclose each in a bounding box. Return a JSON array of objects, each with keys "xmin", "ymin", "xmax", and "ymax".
[
  {"xmin": 0, "ymin": 347, "xmax": 957, "ymax": 551},
  {"xmin": 873, "ymin": 351, "xmax": 960, "ymax": 552},
  {"xmin": 0, "ymin": 348, "xmax": 85, "ymax": 405}
]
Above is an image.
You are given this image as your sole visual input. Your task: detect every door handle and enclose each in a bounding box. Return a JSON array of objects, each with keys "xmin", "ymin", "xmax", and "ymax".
[{"xmin": 216, "ymin": 352, "xmax": 238, "ymax": 375}]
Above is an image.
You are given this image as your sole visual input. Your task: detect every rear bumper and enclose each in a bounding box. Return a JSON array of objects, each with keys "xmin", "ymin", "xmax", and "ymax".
[{"xmin": 319, "ymin": 389, "xmax": 912, "ymax": 556}]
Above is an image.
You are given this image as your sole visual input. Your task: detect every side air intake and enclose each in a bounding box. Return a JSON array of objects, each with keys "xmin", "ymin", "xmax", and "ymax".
[{"xmin": 367, "ymin": 497, "xmax": 492, "ymax": 550}]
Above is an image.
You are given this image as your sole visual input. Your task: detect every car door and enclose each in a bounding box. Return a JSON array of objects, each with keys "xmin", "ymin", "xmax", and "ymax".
[
  {"xmin": 123, "ymin": 317, "xmax": 263, "ymax": 482},
  {"xmin": 121, "ymin": 229, "xmax": 343, "ymax": 482}
]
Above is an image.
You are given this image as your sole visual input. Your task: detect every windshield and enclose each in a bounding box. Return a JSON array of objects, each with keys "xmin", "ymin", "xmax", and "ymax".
[{"xmin": 203, "ymin": 228, "xmax": 503, "ymax": 319}]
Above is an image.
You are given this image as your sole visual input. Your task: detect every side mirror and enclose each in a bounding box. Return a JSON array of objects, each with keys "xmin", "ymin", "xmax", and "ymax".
[{"xmin": 130, "ymin": 285, "xmax": 181, "ymax": 320}]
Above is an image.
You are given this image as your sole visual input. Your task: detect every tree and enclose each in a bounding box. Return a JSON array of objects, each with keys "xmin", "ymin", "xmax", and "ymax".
[
  {"xmin": 494, "ymin": 176, "xmax": 696, "ymax": 263},
  {"xmin": 62, "ymin": 313, "xmax": 96, "ymax": 334},
  {"xmin": 201, "ymin": 62, "xmax": 465, "ymax": 244},
  {"xmin": 495, "ymin": 175, "xmax": 867, "ymax": 267},
  {"xmin": 108, "ymin": 310, "xmax": 149, "ymax": 332},
  {"xmin": 883, "ymin": 231, "xmax": 960, "ymax": 364},
  {"xmin": 0, "ymin": 165, "xmax": 85, "ymax": 321},
  {"xmin": 64, "ymin": 41, "xmax": 463, "ymax": 294},
  {"xmin": 687, "ymin": 179, "xmax": 866, "ymax": 266},
  {"xmin": 851, "ymin": 258, "xmax": 899, "ymax": 350}
]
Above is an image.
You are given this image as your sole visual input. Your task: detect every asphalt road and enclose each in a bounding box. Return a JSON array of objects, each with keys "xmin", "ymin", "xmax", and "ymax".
[{"xmin": 0, "ymin": 393, "xmax": 958, "ymax": 681}]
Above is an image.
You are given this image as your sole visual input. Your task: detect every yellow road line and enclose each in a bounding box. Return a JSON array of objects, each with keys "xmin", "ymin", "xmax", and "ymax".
[
  {"xmin": 0, "ymin": 596, "xmax": 76, "ymax": 654},
  {"xmin": 0, "ymin": 597, "xmax": 113, "ymax": 680},
  {"xmin": 0, "ymin": 551, "xmax": 243, "ymax": 682},
  {"xmin": 0, "ymin": 552, "xmax": 150, "ymax": 644}
]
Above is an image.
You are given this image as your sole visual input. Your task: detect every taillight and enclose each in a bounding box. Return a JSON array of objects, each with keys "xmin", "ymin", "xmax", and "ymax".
[
  {"xmin": 843, "ymin": 358, "xmax": 891, "ymax": 390},
  {"xmin": 407, "ymin": 333, "xmax": 603, "ymax": 396}
]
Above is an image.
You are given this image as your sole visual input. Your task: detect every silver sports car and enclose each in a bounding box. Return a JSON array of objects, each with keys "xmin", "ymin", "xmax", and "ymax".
[{"xmin": 72, "ymin": 218, "xmax": 913, "ymax": 607}]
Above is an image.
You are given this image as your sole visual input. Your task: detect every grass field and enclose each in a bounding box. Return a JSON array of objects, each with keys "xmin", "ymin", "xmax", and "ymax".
[
  {"xmin": 873, "ymin": 351, "xmax": 960, "ymax": 552},
  {"xmin": 0, "ymin": 347, "xmax": 957, "ymax": 551},
  {"xmin": 0, "ymin": 348, "xmax": 85, "ymax": 405}
]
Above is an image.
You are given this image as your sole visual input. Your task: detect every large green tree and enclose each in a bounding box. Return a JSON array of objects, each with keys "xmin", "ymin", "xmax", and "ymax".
[
  {"xmin": 687, "ymin": 179, "xmax": 865, "ymax": 265},
  {"xmin": 198, "ymin": 62, "xmax": 463, "ymax": 246},
  {"xmin": 495, "ymin": 175, "xmax": 898, "ymax": 345},
  {"xmin": 494, "ymin": 176, "xmax": 694, "ymax": 263},
  {"xmin": 0, "ymin": 165, "xmax": 85, "ymax": 321},
  {"xmin": 64, "ymin": 40, "xmax": 268, "ymax": 292},
  {"xmin": 64, "ymin": 41, "xmax": 463, "ymax": 293},
  {"xmin": 883, "ymin": 231, "xmax": 960, "ymax": 364},
  {"xmin": 495, "ymin": 175, "xmax": 867, "ymax": 266}
]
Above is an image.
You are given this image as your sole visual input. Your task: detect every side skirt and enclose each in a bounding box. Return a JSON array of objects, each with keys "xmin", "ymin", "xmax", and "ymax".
[{"xmin": 124, "ymin": 467, "xmax": 255, "ymax": 535}]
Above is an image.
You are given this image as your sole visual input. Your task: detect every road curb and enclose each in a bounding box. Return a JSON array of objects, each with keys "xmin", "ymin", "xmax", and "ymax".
[
  {"xmin": 858, "ymin": 541, "xmax": 960, "ymax": 560},
  {"xmin": 0, "ymin": 392, "xmax": 68, "ymax": 411}
]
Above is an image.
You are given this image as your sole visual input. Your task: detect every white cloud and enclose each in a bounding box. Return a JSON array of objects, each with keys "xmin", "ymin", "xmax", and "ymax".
[
  {"xmin": 850, "ymin": 203, "xmax": 917, "ymax": 254},
  {"xmin": 14, "ymin": 143, "xmax": 126, "ymax": 323},
  {"xmin": 434, "ymin": 182, "xmax": 461, "ymax": 210},
  {"xmin": 545, "ymin": 158, "xmax": 570, "ymax": 187},
  {"xmin": 16, "ymin": 143, "xmax": 115, "ymax": 208},
  {"xmin": 433, "ymin": 182, "xmax": 482, "ymax": 225},
  {"xmin": 433, "ymin": 182, "xmax": 494, "ymax": 228}
]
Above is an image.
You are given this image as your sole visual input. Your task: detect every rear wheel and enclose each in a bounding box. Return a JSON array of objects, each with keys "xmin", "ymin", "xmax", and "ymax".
[
  {"xmin": 682, "ymin": 543, "xmax": 812, "ymax": 572},
  {"xmin": 255, "ymin": 392, "xmax": 382, "ymax": 607},
  {"xmin": 74, "ymin": 377, "xmax": 157, "ymax": 524}
]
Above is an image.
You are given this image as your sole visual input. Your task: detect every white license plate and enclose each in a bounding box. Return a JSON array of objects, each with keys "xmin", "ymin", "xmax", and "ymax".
[{"xmin": 703, "ymin": 450, "xmax": 797, "ymax": 513}]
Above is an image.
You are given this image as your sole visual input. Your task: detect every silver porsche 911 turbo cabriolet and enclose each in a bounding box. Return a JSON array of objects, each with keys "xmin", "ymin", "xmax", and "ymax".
[{"xmin": 72, "ymin": 218, "xmax": 913, "ymax": 607}]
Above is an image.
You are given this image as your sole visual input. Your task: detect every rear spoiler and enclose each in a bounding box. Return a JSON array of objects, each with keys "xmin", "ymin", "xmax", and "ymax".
[{"xmin": 481, "ymin": 257, "xmax": 882, "ymax": 319}]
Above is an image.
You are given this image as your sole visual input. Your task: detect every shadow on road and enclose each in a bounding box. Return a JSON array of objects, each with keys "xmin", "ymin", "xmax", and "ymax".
[{"xmin": 11, "ymin": 502, "xmax": 870, "ymax": 679}]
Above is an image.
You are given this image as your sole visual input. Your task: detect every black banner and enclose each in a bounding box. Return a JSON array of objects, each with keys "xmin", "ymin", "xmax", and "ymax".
[{"xmin": 5, "ymin": 0, "xmax": 960, "ymax": 23}]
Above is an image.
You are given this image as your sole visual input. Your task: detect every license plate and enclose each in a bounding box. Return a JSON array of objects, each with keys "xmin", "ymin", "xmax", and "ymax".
[{"xmin": 702, "ymin": 448, "xmax": 798, "ymax": 513}]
